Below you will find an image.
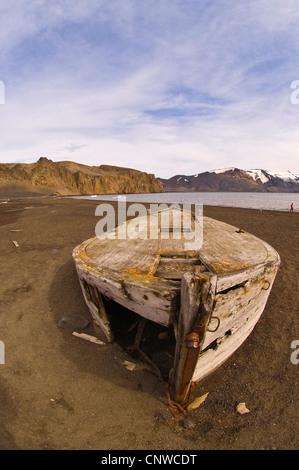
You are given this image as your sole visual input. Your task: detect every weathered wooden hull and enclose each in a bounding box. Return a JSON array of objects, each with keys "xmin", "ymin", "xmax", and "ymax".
[
  {"xmin": 73, "ymin": 211, "xmax": 280, "ymax": 403},
  {"xmin": 193, "ymin": 266, "xmax": 278, "ymax": 383}
]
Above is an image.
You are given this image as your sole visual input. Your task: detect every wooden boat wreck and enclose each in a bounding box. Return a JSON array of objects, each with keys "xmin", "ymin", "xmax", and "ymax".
[{"xmin": 73, "ymin": 207, "xmax": 280, "ymax": 405}]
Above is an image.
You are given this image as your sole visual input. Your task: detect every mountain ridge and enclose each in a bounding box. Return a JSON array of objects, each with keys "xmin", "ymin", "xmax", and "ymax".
[
  {"xmin": 1, "ymin": 159, "xmax": 298, "ymax": 198},
  {"xmin": 0, "ymin": 157, "xmax": 164, "ymax": 198},
  {"xmin": 158, "ymin": 168, "xmax": 299, "ymax": 193}
]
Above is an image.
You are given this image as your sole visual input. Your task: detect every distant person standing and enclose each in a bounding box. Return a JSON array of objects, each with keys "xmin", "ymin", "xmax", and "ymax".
[{"xmin": 290, "ymin": 203, "xmax": 294, "ymax": 212}]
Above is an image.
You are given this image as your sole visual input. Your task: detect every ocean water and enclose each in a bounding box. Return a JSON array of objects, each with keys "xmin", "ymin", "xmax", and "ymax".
[{"xmin": 73, "ymin": 192, "xmax": 299, "ymax": 212}]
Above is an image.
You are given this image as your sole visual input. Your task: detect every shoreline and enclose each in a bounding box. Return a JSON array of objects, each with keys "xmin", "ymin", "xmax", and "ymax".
[
  {"xmin": 1, "ymin": 190, "xmax": 298, "ymax": 213},
  {"xmin": 68, "ymin": 193, "xmax": 299, "ymax": 214},
  {"xmin": 0, "ymin": 196, "xmax": 298, "ymax": 450},
  {"xmin": 2, "ymin": 194, "xmax": 298, "ymax": 215}
]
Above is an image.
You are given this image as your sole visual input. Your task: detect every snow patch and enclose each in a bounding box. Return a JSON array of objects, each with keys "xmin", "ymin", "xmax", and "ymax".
[
  {"xmin": 210, "ymin": 168, "xmax": 299, "ymax": 184},
  {"xmin": 177, "ymin": 168, "xmax": 299, "ymax": 185},
  {"xmin": 209, "ymin": 167, "xmax": 236, "ymax": 174},
  {"xmin": 244, "ymin": 169, "xmax": 269, "ymax": 184},
  {"xmin": 267, "ymin": 170, "xmax": 299, "ymax": 182}
]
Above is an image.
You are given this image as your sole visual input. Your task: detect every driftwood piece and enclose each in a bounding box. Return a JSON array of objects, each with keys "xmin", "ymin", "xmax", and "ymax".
[
  {"xmin": 72, "ymin": 332, "xmax": 105, "ymax": 345},
  {"xmin": 78, "ymin": 279, "xmax": 114, "ymax": 342}
]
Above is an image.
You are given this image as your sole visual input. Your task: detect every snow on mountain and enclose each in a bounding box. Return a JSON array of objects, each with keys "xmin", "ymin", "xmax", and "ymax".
[
  {"xmin": 243, "ymin": 169, "xmax": 269, "ymax": 184},
  {"xmin": 210, "ymin": 168, "xmax": 299, "ymax": 184},
  {"xmin": 267, "ymin": 170, "xmax": 299, "ymax": 182},
  {"xmin": 159, "ymin": 167, "xmax": 299, "ymax": 192},
  {"xmin": 243, "ymin": 169, "xmax": 299, "ymax": 183},
  {"xmin": 209, "ymin": 167, "xmax": 236, "ymax": 175}
]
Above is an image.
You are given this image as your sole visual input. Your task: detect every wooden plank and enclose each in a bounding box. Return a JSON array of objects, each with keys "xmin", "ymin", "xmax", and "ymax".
[
  {"xmin": 202, "ymin": 269, "xmax": 277, "ymax": 350},
  {"xmin": 153, "ymin": 256, "xmax": 207, "ymax": 280},
  {"xmin": 199, "ymin": 218, "xmax": 270, "ymax": 274},
  {"xmin": 215, "ymin": 241, "xmax": 280, "ymax": 292},
  {"xmin": 85, "ymin": 237, "xmax": 160, "ymax": 275},
  {"xmin": 76, "ymin": 264, "xmax": 180, "ymax": 327},
  {"xmin": 78, "ymin": 278, "xmax": 114, "ymax": 342},
  {"xmin": 192, "ymin": 265, "xmax": 279, "ymax": 382},
  {"xmin": 169, "ymin": 272, "xmax": 202, "ymax": 403},
  {"xmin": 216, "ymin": 264, "xmax": 265, "ymax": 292},
  {"xmin": 157, "ymin": 257, "xmax": 200, "ymax": 265},
  {"xmin": 169, "ymin": 272, "xmax": 216, "ymax": 404}
]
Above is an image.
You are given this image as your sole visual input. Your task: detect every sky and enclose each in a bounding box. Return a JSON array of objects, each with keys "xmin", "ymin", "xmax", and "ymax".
[{"xmin": 0, "ymin": 0, "xmax": 299, "ymax": 178}]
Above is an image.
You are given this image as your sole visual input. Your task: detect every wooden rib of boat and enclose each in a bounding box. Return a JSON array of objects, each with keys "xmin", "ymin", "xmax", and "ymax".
[{"xmin": 73, "ymin": 207, "xmax": 280, "ymax": 404}]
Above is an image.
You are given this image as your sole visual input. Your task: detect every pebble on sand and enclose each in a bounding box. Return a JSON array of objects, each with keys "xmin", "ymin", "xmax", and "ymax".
[
  {"xmin": 187, "ymin": 392, "xmax": 209, "ymax": 410},
  {"xmin": 236, "ymin": 402, "xmax": 250, "ymax": 415}
]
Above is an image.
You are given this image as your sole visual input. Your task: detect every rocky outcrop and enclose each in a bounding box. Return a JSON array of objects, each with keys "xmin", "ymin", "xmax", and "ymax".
[
  {"xmin": 0, "ymin": 158, "xmax": 164, "ymax": 197},
  {"xmin": 158, "ymin": 168, "xmax": 299, "ymax": 193}
]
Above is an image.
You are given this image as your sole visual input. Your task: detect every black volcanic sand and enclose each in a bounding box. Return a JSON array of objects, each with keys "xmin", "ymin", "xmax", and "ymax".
[{"xmin": 0, "ymin": 196, "xmax": 298, "ymax": 450}]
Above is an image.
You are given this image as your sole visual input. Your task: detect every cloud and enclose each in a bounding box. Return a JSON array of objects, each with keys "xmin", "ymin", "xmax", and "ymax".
[
  {"xmin": 63, "ymin": 143, "xmax": 88, "ymax": 153},
  {"xmin": 0, "ymin": 1, "xmax": 299, "ymax": 177}
]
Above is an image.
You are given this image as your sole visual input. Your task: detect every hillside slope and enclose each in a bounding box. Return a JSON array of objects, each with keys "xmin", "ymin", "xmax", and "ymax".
[
  {"xmin": 158, "ymin": 168, "xmax": 299, "ymax": 192},
  {"xmin": 0, "ymin": 158, "xmax": 164, "ymax": 197}
]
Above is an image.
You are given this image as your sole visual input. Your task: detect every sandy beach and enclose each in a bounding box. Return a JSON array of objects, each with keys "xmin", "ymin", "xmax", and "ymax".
[{"xmin": 0, "ymin": 196, "xmax": 298, "ymax": 450}]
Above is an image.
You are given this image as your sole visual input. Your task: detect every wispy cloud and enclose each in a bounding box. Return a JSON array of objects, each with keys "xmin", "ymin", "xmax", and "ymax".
[
  {"xmin": 0, "ymin": 0, "xmax": 299, "ymax": 177},
  {"xmin": 63, "ymin": 143, "xmax": 88, "ymax": 153}
]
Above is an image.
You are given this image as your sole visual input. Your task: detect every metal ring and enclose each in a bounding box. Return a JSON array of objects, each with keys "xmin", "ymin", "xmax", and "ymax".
[
  {"xmin": 262, "ymin": 281, "xmax": 270, "ymax": 291},
  {"xmin": 207, "ymin": 316, "xmax": 220, "ymax": 332}
]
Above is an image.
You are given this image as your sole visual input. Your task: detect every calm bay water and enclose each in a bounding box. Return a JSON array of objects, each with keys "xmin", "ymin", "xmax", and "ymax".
[{"xmin": 73, "ymin": 192, "xmax": 299, "ymax": 212}]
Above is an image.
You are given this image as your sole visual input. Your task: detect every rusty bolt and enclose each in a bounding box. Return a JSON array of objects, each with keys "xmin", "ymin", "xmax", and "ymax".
[{"xmin": 186, "ymin": 332, "xmax": 200, "ymax": 349}]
